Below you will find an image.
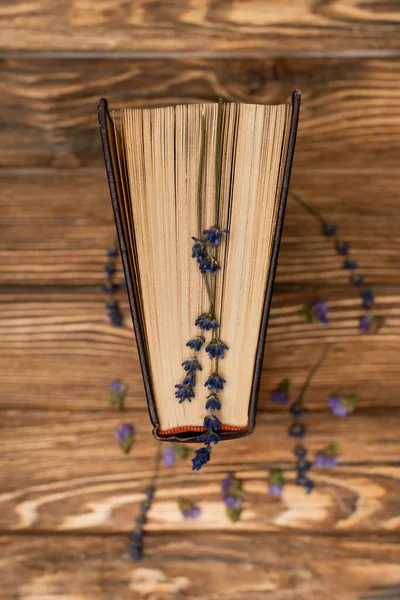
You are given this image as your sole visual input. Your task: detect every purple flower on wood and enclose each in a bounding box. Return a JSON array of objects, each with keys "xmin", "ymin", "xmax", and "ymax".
[
  {"xmin": 115, "ymin": 423, "xmax": 134, "ymax": 453},
  {"xmin": 163, "ymin": 444, "xmax": 176, "ymax": 467},
  {"xmin": 315, "ymin": 442, "xmax": 340, "ymax": 469},
  {"xmin": 269, "ymin": 483, "xmax": 284, "ymax": 497},
  {"xmin": 110, "ymin": 380, "xmax": 126, "ymax": 394},
  {"xmin": 359, "ymin": 315, "xmax": 370, "ymax": 333},
  {"xmin": 269, "ymin": 468, "xmax": 285, "ymax": 497},
  {"xmin": 271, "ymin": 378, "xmax": 290, "ymax": 405},
  {"xmin": 328, "ymin": 395, "xmax": 357, "ymax": 417},
  {"xmin": 315, "ymin": 453, "xmax": 338, "ymax": 469},
  {"xmin": 312, "ymin": 301, "xmax": 329, "ymax": 325},
  {"xmin": 183, "ymin": 372, "xmax": 196, "ymax": 386},
  {"xmin": 178, "ymin": 497, "xmax": 201, "ymax": 519}
]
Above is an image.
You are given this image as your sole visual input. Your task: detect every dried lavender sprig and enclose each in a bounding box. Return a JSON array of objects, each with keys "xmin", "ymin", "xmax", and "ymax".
[
  {"xmin": 288, "ymin": 346, "xmax": 329, "ymax": 494},
  {"xmin": 192, "ymin": 96, "xmax": 228, "ymax": 470},
  {"xmin": 128, "ymin": 443, "xmax": 162, "ymax": 561},
  {"xmin": 292, "ymin": 194, "xmax": 388, "ymax": 330},
  {"xmin": 103, "ymin": 242, "xmax": 124, "ymax": 327}
]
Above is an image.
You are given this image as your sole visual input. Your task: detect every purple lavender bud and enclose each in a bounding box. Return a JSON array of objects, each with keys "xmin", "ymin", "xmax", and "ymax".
[
  {"xmin": 269, "ymin": 483, "xmax": 283, "ymax": 497},
  {"xmin": 271, "ymin": 389, "xmax": 289, "ymax": 405},
  {"xmin": 315, "ymin": 453, "xmax": 338, "ymax": 469},
  {"xmin": 115, "ymin": 423, "xmax": 134, "ymax": 453},
  {"xmin": 359, "ymin": 315, "xmax": 370, "ymax": 333},
  {"xmin": 110, "ymin": 380, "xmax": 126, "ymax": 394},
  {"xmin": 327, "ymin": 396, "xmax": 348, "ymax": 417},
  {"xmin": 163, "ymin": 444, "xmax": 176, "ymax": 467},
  {"xmin": 178, "ymin": 497, "xmax": 201, "ymax": 519}
]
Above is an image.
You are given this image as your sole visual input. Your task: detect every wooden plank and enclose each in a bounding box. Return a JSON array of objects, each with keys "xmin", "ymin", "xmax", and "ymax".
[
  {"xmin": 0, "ymin": 291, "xmax": 399, "ymax": 411},
  {"xmin": 1, "ymin": 58, "xmax": 400, "ymax": 168},
  {"xmin": 0, "ymin": 0, "xmax": 399, "ymax": 54},
  {"xmin": 1, "ymin": 533, "xmax": 399, "ymax": 600},
  {"xmin": 1, "ymin": 168, "xmax": 400, "ymax": 286},
  {"xmin": 0, "ymin": 408, "xmax": 399, "ymax": 534}
]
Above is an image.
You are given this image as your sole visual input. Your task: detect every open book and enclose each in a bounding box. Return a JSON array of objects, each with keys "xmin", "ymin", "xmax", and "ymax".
[{"xmin": 98, "ymin": 92, "xmax": 300, "ymax": 445}]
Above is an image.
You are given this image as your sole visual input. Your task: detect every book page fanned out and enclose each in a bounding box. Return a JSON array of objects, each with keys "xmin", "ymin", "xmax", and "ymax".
[{"xmin": 102, "ymin": 99, "xmax": 295, "ymax": 435}]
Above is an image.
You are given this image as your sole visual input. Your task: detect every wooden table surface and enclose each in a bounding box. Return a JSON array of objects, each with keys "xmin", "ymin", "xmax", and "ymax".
[{"xmin": 1, "ymin": 2, "xmax": 400, "ymax": 599}]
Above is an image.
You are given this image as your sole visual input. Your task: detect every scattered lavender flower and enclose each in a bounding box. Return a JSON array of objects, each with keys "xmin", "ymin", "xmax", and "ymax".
[
  {"xmin": 315, "ymin": 442, "xmax": 340, "ymax": 469},
  {"xmin": 328, "ymin": 395, "xmax": 357, "ymax": 417},
  {"xmin": 128, "ymin": 487, "xmax": 155, "ymax": 562},
  {"xmin": 178, "ymin": 497, "xmax": 201, "ymax": 519},
  {"xmin": 202, "ymin": 225, "xmax": 229, "ymax": 247},
  {"xmin": 205, "ymin": 393, "xmax": 222, "ymax": 411},
  {"xmin": 221, "ymin": 473, "xmax": 245, "ymax": 522},
  {"xmin": 271, "ymin": 378, "xmax": 290, "ymax": 405},
  {"xmin": 359, "ymin": 315, "xmax": 370, "ymax": 333},
  {"xmin": 360, "ymin": 314, "xmax": 387, "ymax": 334},
  {"xmin": 163, "ymin": 444, "xmax": 176, "ymax": 467},
  {"xmin": 186, "ymin": 335, "xmax": 205, "ymax": 352},
  {"xmin": 181, "ymin": 357, "xmax": 202, "ymax": 372},
  {"xmin": 174, "ymin": 384, "xmax": 195, "ymax": 402},
  {"xmin": 192, "ymin": 447, "xmax": 211, "ymax": 471},
  {"xmin": 109, "ymin": 380, "xmax": 127, "ymax": 411},
  {"xmin": 205, "ymin": 338, "xmax": 229, "ymax": 360},
  {"xmin": 268, "ymin": 468, "xmax": 284, "ymax": 497},
  {"xmin": 195, "ymin": 312, "xmax": 219, "ymax": 331},
  {"xmin": 204, "ymin": 372, "xmax": 226, "ymax": 392},
  {"xmin": 336, "ymin": 240, "xmax": 349, "ymax": 256},
  {"xmin": 312, "ymin": 301, "xmax": 329, "ymax": 325},
  {"xmin": 115, "ymin": 423, "xmax": 134, "ymax": 454}
]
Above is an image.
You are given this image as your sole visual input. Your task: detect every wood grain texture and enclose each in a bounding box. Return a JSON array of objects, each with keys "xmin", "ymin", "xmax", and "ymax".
[
  {"xmin": 0, "ymin": 290, "xmax": 399, "ymax": 411},
  {"xmin": 0, "ymin": 409, "xmax": 400, "ymax": 533},
  {"xmin": 1, "ymin": 168, "xmax": 400, "ymax": 286},
  {"xmin": 0, "ymin": 0, "xmax": 399, "ymax": 54},
  {"xmin": 1, "ymin": 58, "xmax": 400, "ymax": 168},
  {"xmin": 1, "ymin": 533, "xmax": 399, "ymax": 600}
]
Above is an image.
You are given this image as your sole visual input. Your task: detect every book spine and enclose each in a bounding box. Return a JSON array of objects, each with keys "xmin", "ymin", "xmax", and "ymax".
[{"xmin": 97, "ymin": 98, "xmax": 160, "ymax": 430}]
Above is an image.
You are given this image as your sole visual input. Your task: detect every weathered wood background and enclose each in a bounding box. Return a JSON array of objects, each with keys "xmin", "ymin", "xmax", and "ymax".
[{"xmin": 1, "ymin": 2, "xmax": 400, "ymax": 599}]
